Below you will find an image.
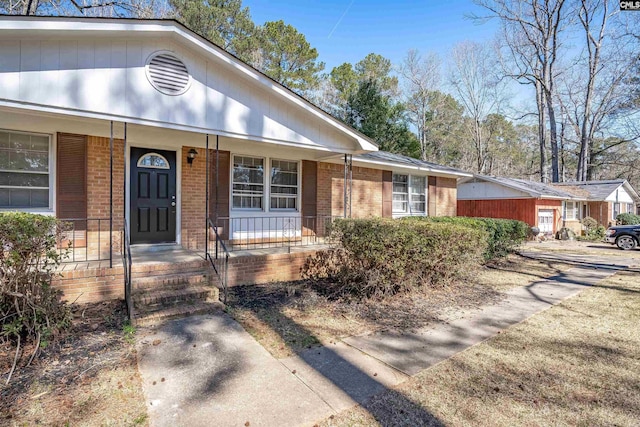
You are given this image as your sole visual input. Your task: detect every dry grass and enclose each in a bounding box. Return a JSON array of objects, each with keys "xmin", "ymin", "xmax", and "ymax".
[
  {"xmin": 1, "ymin": 301, "xmax": 148, "ymax": 427},
  {"xmin": 227, "ymin": 254, "xmax": 571, "ymax": 358},
  {"xmin": 525, "ymin": 240, "xmax": 640, "ymax": 261},
  {"xmin": 477, "ymin": 254, "xmax": 574, "ymax": 292},
  {"xmin": 320, "ymin": 269, "xmax": 640, "ymax": 427}
]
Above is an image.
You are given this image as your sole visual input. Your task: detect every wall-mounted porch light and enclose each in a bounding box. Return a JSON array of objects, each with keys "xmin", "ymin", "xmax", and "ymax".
[{"xmin": 187, "ymin": 148, "xmax": 198, "ymax": 166}]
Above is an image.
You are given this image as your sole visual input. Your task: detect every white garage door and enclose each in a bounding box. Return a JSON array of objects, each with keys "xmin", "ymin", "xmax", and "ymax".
[{"xmin": 538, "ymin": 209, "xmax": 554, "ymax": 234}]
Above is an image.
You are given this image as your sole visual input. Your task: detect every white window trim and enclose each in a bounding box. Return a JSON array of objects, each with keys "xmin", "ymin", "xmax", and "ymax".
[
  {"xmin": 230, "ymin": 154, "xmax": 301, "ymax": 214},
  {"xmin": 563, "ymin": 201, "xmax": 580, "ymax": 221},
  {"xmin": 613, "ymin": 202, "xmax": 621, "ymax": 220},
  {"xmin": 269, "ymin": 158, "xmax": 300, "ymax": 212},
  {"xmin": 136, "ymin": 152, "xmax": 171, "ymax": 169},
  {"xmin": 0, "ymin": 128, "xmax": 54, "ymax": 213},
  {"xmin": 231, "ymin": 154, "xmax": 266, "ymax": 211},
  {"xmin": 392, "ymin": 172, "xmax": 428, "ymax": 217}
]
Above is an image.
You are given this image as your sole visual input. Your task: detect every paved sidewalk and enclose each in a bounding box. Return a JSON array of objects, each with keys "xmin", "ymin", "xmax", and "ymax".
[
  {"xmin": 137, "ymin": 252, "xmax": 634, "ymax": 427},
  {"xmin": 137, "ymin": 313, "xmax": 334, "ymax": 427}
]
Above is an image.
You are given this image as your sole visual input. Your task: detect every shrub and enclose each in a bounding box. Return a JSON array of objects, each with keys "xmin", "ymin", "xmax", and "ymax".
[
  {"xmin": 616, "ymin": 213, "xmax": 640, "ymax": 225},
  {"xmin": 0, "ymin": 213, "xmax": 71, "ymax": 382},
  {"xmin": 580, "ymin": 216, "xmax": 606, "ymax": 241},
  {"xmin": 304, "ymin": 218, "xmax": 487, "ymax": 299},
  {"xmin": 403, "ymin": 216, "xmax": 529, "ymax": 260}
]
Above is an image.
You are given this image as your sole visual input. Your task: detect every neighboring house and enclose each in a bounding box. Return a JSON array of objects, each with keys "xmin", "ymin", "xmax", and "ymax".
[
  {"xmin": 554, "ymin": 180, "xmax": 640, "ymax": 226},
  {"xmin": 0, "ymin": 16, "xmax": 467, "ymax": 303},
  {"xmin": 457, "ymin": 175, "xmax": 583, "ymax": 235}
]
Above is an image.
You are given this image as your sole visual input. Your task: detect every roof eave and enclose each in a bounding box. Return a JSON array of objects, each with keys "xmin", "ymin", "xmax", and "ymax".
[
  {"xmin": 353, "ymin": 156, "xmax": 472, "ymax": 178},
  {"xmin": 0, "ymin": 15, "xmax": 379, "ymax": 153}
]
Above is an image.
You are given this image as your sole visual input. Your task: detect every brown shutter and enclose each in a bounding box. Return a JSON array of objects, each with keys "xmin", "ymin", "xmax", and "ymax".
[
  {"xmin": 301, "ymin": 160, "xmax": 318, "ymax": 233},
  {"xmin": 209, "ymin": 150, "xmax": 230, "ymax": 238},
  {"xmin": 56, "ymin": 133, "xmax": 87, "ymax": 228},
  {"xmin": 382, "ymin": 170, "xmax": 393, "ymax": 217},
  {"xmin": 428, "ymin": 176, "xmax": 437, "ymax": 216},
  {"xmin": 301, "ymin": 160, "xmax": 317, "ymax": 217}
]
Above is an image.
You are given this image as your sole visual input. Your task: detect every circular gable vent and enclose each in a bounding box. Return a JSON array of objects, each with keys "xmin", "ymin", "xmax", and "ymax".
[{"xmin": 146, "ymin": 52, "xmax": 191, "ymax": 96}]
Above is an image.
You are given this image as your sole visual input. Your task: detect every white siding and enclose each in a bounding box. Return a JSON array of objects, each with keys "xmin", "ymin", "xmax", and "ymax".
[
  {"xmin": 0, "ymin": 35, "xmax": 357, "ymax": 151},
  {"xmin": 458, "ymin": 181, "xmax": 530, "ymax": 200},
  {"xmin": 605, "ymin": 186, "xmax": 634, "ymax": 204}
]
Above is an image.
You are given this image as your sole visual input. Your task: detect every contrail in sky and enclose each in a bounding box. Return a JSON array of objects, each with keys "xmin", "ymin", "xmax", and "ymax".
[{"xmin": 328, "ymin": 0, "xmax": 356, "ymax": 39}]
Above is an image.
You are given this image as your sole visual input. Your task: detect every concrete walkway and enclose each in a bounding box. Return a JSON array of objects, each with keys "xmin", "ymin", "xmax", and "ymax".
[{"xmin": 137, "ymin": 251, "xmax": 635, "ymax": 427}]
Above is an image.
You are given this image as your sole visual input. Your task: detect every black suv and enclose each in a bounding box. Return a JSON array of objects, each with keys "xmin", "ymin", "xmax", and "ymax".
[{"xmin": 605, "ymin": 225, "xmax": 640, "ymax": 250}]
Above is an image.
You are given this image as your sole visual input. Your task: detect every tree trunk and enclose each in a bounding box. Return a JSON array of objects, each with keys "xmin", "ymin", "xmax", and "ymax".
[
  {"xmin": 545, "ymin": 89, "xmax": 559, "ymax": 182},
  {"xmin": 536, "ymin": 81, "xmax": 548, "ymax": 183}
]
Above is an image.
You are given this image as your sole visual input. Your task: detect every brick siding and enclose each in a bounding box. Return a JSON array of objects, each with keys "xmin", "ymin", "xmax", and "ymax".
[
  {"xmin": 53, "ymin": 249, "xmax": 319, "ymax": 302},
  {"xmin": 317, "ymin": 162, "xmax": 383, "ymax": 218},
  {"xmin": 77, "ymin": 136, "xmax": 125, "ymax": 259},
  {"xmin": 181, "ymin": 145, "xmax": 207, "ymax": 251},
  {"xmin": 429, "ymin": 177, "xmax": 457, "ymax": 217}
]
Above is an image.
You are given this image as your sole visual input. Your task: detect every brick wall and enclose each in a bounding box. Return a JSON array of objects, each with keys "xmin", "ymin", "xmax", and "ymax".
[
  {"xmin": 588, "ymin": 201, "xmax": 613, "ymax": 227},
  {"xmin": 53, "ymin": 249, "xmax": 321, "ymax": 302},
  {"xmin": 83, "ymin": 136, "xmax": 125, "ymax": 259},
  {"xmin": 52, "ymin": 265, "xmax": 125, "ymax": 303},
  {"xmin": 317, "ymin": 162, "xmax": 383, "ymax": 219},
  {"xmin": 226, "ymin": 250, "xmax": 314, "ymax": 286},
  {"xmin": 181, "ymin": 146, "xmax": 207, "ymax": 251},
  {"xmin": 429, "ymin": 177, "xmax": 457, "ymax": 217}
]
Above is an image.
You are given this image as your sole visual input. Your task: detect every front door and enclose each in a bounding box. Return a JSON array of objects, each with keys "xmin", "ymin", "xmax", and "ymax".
[{"xmin": 130, "ymin": 148, "xmax": 177, "ymax": 244}]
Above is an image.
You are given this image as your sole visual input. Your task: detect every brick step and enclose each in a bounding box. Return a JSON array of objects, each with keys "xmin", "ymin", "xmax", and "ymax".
[
  {"xmin": 130, "ymin": 259, "xmax": 211, "ymax": 276},
  {"xmin": 133, "ymin": 285, "xmax": 217, "ymax": 308},
  {"xmin": 132, "ymin": 270, "xmax": 212, "ymax": 290},
  {"xmin": 135, "ymin": 301, "xmax": 224, "ymax": 327}
]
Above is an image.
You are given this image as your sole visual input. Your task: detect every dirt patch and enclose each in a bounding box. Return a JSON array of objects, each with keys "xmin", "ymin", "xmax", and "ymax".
[
  {"xmin": 1, "ymin": 301, "xmax": 148, "ymax": 426},
  {"xmin": 227, "ymin": 254, "xmax": 561, "ymax": 359},
  {"xmin": 320, "ymin": 268, "xmax": 640, "ymax": 427}
]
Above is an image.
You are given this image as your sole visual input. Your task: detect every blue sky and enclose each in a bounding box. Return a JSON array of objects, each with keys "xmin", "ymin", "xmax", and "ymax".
[{"xmin": 242, "ymin": 0, "xmax": 499, "ymax": 72}]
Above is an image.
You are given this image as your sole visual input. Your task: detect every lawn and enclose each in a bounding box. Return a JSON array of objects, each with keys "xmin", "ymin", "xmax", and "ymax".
[
  {"xmin": 524, "ymin": 240, "xmax": 640, "ymax": 263},
  {"xmin": 227, "ymin": 254, "xmax": 575, "ymax": 358},
  {"xmin": 319, "ymin": 268, "xmax": 640, "ymax": 427},
  {"xmin": 1, "ymin": 301, "xmax": 148, "ymax": 427}
]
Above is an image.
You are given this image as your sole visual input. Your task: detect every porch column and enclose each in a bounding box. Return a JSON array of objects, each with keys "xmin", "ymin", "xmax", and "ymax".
[
  {"xmin": 123, "ymin": 123, "xmax": 127, "ymax": 230},
  {"xmin": 343, "ymin": 154, "xmax": 353, "ymax": 218},
  {"xmin": 109, "ymin": 121, "xmax": 114, "ymax": 268},
  {"xmin": 215, "ymin": 135, "xmax": 219, "ymax": 223},
  {"xmin": 205, "ymin": 134, "xmax": 209, "ymax": 258}
]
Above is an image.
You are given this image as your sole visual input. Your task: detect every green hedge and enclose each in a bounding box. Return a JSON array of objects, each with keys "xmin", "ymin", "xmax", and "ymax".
[
  {"xmin": 316, "ymin": 218, "xmax": 488, "ymax": 298},
  {"xmin": 402, "ymin": 216, "xmax": 529, "ymax": 260},
  {"xmin": 616, "ymin": 213, "xmax": 640, "ymax": 225}
]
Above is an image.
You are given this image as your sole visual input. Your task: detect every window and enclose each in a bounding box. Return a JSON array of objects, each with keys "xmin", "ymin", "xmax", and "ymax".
[
  {"xmin": 613, "ymin": 202, "xmax": 620, "ymax": 220},
  {"xmin": 410, "ymin": 176, "xmax": 426, "ymax": 213},
  {"xmin": 627, "ymin": 203, "xmax": 635, "ymax": 214},
  {"xmin": 393, "ymin": 173, "xmax": 427, "ymax": 214},
  {"xmin": 564, "ymin": 201, "xmax": 579, "ymax": 220},
  {"xmin": 137, "ymin": 153, "xmax": 169, "ymax": 169},
  {"xmin": 270, "ymin": 159, "xmax": 298, "ymax": 210},
  {"xmin": 0, "ymin": 130, "xmax": 50, "ymax": 209},
  {"xmin": 392, "ymin": 174, "xmax": 408, "ymax": 213},
  {"xmin": 232, "ymin": 156, "xmax": 264, "ymax": 209}
]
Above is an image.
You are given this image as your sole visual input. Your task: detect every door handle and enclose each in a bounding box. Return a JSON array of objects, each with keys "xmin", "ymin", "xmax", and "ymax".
[{"xmin": 171, "ymin": 202, "xmax": 176, "ymax": 207}]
